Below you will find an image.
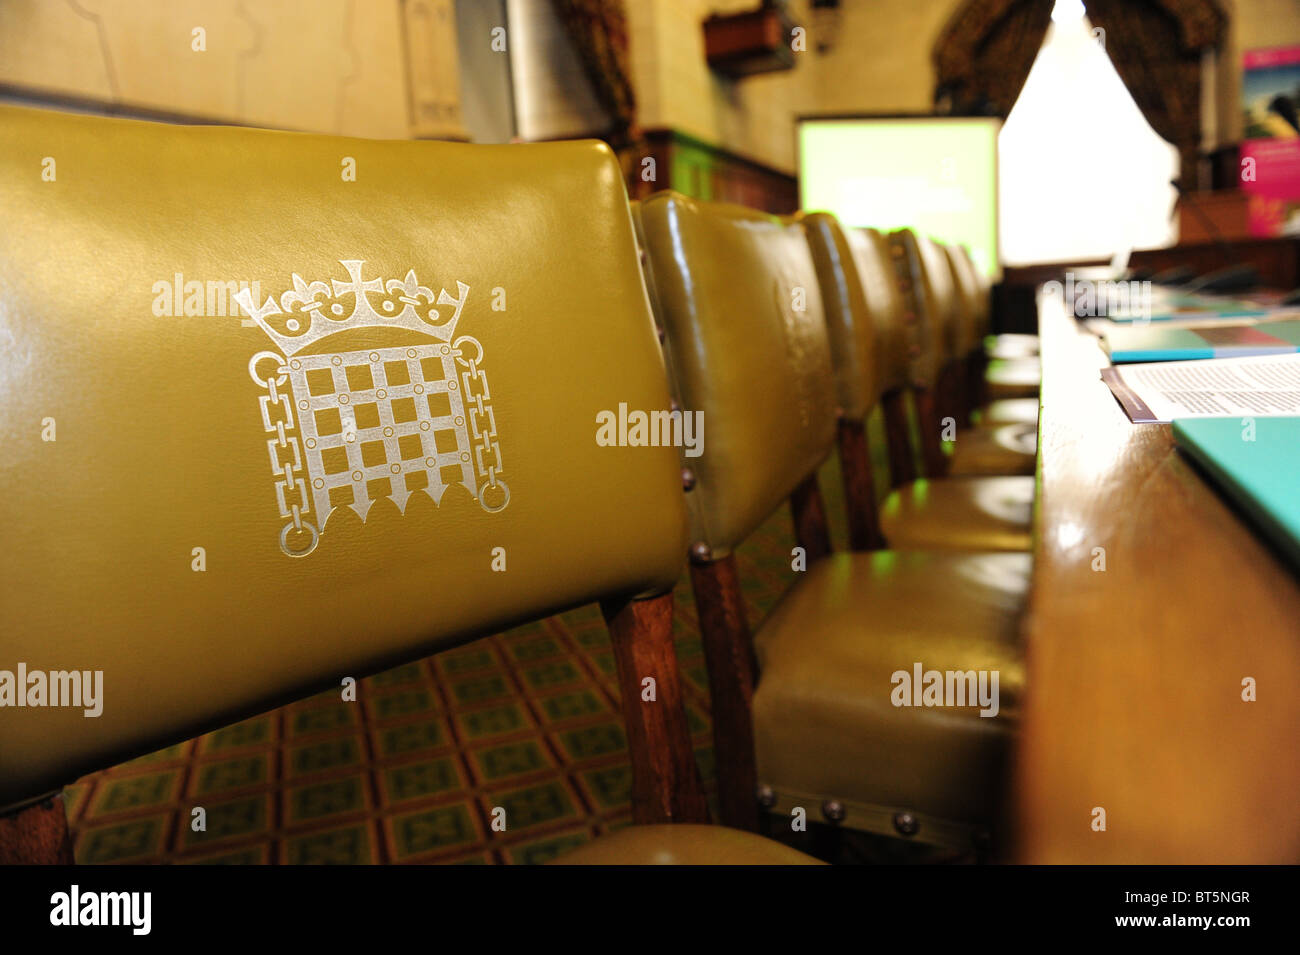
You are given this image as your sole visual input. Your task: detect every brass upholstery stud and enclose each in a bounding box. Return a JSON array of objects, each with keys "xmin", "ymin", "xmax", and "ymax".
[
  {"xmin": 681, "ymin": 468, "xmax": 696, "ymax": 491},
  {"xmin": 756, "ymin": 785, "xmax": 777, "ymax": 809},
  {"xmin": 821, "ymin": 800, "xmax": 846, "ymax": 823},
  {"xmin": 893, "ymin": 811, "xmax": 920, "ymax": 837},
  {"xmin": 690, "ymin": 542, "xmax": 712, "ymax": 563}
]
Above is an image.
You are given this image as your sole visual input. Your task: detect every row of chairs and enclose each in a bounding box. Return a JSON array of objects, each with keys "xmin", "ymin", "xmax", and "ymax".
[{"xmin": 0, "ymin": 106, "xmax": 1041, "ymax": 863}]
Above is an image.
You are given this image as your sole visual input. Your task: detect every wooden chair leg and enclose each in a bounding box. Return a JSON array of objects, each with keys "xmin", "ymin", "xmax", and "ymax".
[
  {"xmin": 836, "ymin": 418, "xmax": 886, "ymax": 551},
  {"xmin": 0, "ymin": 794, "xmax": 75, "ymax": 864},
  {"xmin": 952, "ymin": 358, "xmax": 974, "ymax": 427},
  {"xmin": 912, "ymin": 386, "xmax": 951, "ymax": 478},
  {"xmin": 966, "ymin": 352, "xmax": 984, "ymax": 421},
  {"xmin": 789, "ymin": 473, "xmax": 833, "ymax": 563},
  {"xmin": 602, "ymin": 592, "xmax": 710, "ymax": 825},
  {"xmin": 881, "ymin": 388, "xmax": 916, "ymax": 488},
  {"xmin": 689, "ymin": 554, "xmax": 760, "ymax": 832}
]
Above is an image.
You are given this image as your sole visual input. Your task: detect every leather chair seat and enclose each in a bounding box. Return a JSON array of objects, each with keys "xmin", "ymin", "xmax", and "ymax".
[
  {"xmin": 985, "ymin": 333, "xmax": 1040, "ymax": 360},
  {"xmin": 948, "ymin": 422, "xmax": 1037, "ymax": 476},
  {"xmin": 975, "ymin": 397, "xmax": 1039, "ymax": 428},
  {"xmin": 880, "ymin": 476, "xmax": 1034, "ymax": 552},
  {"xmin": 551, "ymin": 825, "xmax": 824, "ymax": 865},
  {"xmin": 985, "ymin": 356, "xmax": 1041, "ymax": 401},
  {"xmin": 752, "ymin": 551, "xmax": 1029, "ymax": 840}
]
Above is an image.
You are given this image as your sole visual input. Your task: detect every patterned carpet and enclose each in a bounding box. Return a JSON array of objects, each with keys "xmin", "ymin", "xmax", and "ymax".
[{"xmin": 63, "ymin": 431, "xmax": 897, "ymax": 864}]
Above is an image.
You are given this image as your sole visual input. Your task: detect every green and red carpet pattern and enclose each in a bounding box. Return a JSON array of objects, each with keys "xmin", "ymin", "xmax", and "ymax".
[{"xmin": 63, "ymin": 449, "xmax": 876, "ymax": 865}]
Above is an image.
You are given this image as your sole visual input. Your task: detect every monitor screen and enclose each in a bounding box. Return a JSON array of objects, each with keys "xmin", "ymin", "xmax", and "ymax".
[{"xmin": 798, "ymin": 117, "xmax": 1001, "ymax": 280}]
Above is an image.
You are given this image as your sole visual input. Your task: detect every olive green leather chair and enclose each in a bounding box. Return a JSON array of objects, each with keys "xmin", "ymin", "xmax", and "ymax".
[
  {"xmin": 962, "ymin": 247, "xmax": 1041, "ymax": 363},
  {"xmin": 942, "ymin": 243, "xmax": 1042, "ymax": 406},
  {"xmin": 634, "ymin": 193, "xmax": 1028, "ymax": 851},
  {"xmin": 892, "ymin": 230, "xmax": 1037, "ymax": 478},
  {"xmin": 0, "ymin": 104, "xmax": 817, "ymax": 865},
  {"xmin": 800, "ymin": 214, "xmax": 1032, "ymax": 553},
  {"xmin": 944, "ymin": 245, "xmax": 1040, "ymax": 429}
]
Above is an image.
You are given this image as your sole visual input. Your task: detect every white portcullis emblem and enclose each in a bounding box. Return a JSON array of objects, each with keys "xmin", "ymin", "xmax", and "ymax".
[{"xmin": 234, "ymin": 260, "xmax": 508, "ymax": 557}]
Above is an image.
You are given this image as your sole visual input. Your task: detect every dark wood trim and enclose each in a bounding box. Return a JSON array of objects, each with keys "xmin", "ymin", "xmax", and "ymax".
[
  {"xmin": 689, "ymin": 555, "xmax": 760, "ymax": 832},
  {"xmin": 836, "ymin": 418, "xmax": 886, "ymax": 551},
  {"xmin": 937, "ymin": 360, "xmax": 967, "ymax": 429},
  {"xmin": 966, "ymin": 351, "xmax": 989, "ymax": 414},
  {"xmin": 881, "ymin": 387, "xmax": 917, "ymax": 488},
  {"xmin": 0, "ymin": 795, "xmax": 74, "ymax": 864},
  {"xmin": 642, "ymin": 127, "xmax": 798, "ymax": 215},
  {"xmin": 912, "ymin": 386, "xmax": 951, "ymax": 478},
  {"xmin": 602, "ymin": 592, "xmax": 710, "ymax": 825},
  {"xmin": 789, "ymin": 472, "xmax": 833, "ymax": 562}
]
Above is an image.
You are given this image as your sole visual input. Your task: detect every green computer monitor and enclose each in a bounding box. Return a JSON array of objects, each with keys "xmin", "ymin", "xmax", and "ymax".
[{"xmin": 798, "ymin": 116, "xmax": 1001, "ymax": 280}]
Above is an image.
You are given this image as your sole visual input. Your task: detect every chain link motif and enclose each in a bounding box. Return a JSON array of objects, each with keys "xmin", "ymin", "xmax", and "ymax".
[
  {"xmin": 452, "ymin": 335, "xmax": 510, "ymax": 513},
  {"xmin": 249, "ymin": 351, "xmax": 320, "ymax": 556}
]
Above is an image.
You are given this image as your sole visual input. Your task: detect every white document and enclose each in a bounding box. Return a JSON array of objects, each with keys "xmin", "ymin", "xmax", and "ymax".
[{"xmin": 1100, "ymin": 353, "xmax": 1300, "ymax": 423}]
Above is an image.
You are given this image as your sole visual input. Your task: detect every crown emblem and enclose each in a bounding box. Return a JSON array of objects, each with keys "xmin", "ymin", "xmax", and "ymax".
[
  {"xmin": 233, "ymin": 259, "xmax": 468, "ymax": 357},
  {"xmin": 239, "ymin": 259, "xmax": 508, "ymax": 558}
]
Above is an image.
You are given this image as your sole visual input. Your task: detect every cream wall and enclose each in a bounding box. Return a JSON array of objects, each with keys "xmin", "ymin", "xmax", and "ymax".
[
  {"xmin": 0, "ymin": 0, "xmax": 467, "ymax": 140},
  {"xmin": 628, "ymin": 0, "xmax": 964, "ymax": 174},
  {"xmin": 630, "ymin": 0, "xmax": 1300, "ymax": 175}
]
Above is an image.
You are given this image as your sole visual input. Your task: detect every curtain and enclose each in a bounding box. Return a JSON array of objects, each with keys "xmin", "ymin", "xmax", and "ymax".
[
  {"xmin": 932, "ymin": 0, "xmax": 1056, "ymax": 117},
  {"xmin": 548, "ymin": 0, "xmax": 647, "ymax": 196},
  {"xmin": 1083, "ymin": 0, "xmax": 1226, "ymax": 189}
]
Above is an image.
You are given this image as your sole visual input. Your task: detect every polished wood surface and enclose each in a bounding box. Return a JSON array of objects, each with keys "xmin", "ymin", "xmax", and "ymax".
[
  {"xmin": 836, "ymin": 419, "xmax": 887, "ymax": 551},
  {"xmin": 789, "ymin": 473, "xmax": 834, "ymax": 563},
  {"xmin": 690, "ymin": 555, "xmax": 760, "ymax": 832},
  {"xmin": 602, "ymin": 593, "xmax": 710, "ymax": 825},
  {"xmin": 881, "ymin": 388, "xmax": 917, "ymax": 488},
  {"xmin": 1015, "ymin": 295, "xmax": 1300, "ymax": 863}
]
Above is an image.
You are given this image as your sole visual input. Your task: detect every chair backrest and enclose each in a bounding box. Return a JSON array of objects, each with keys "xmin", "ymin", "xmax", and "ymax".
[
  {"xmin": 634, "ymin": 192, "xmax": 837, "ymax": 560},
  {"xmin": 956, "ymin": 244, "xmax": 993, "ymax": 343},
  {"xmin": 915, "ymin": 232, "xmax": 965, "ymax": 366},
  {"xmin": 0, "ymin": 105, "xmax": 690, "ymax": 810},
  {"xmin": 943, "ymin": 242, "xmax": 986, "ymax": 357},
  {"xmin": 800, "ymin": 213, "xmax": 911, "ymax": 420},
  {"xmin": 888, "ymin": 229, "xmax": 943, "ymax": 390}
]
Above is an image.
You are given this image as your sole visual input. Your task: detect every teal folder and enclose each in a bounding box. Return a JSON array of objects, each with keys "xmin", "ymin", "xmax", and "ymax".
[
  {"xmin": 1104, "ymin": 320, "xmax": 1300, "ymax": 363},
  {"xmin": 1173, "ymin": 417, "xmax": 1300, "ymax": 572}
]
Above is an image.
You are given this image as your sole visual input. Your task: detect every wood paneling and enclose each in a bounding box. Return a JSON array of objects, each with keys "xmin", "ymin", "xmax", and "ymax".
[{"xmin": 643, "ymin": 127, "xmax": 799, "ymax": 214}]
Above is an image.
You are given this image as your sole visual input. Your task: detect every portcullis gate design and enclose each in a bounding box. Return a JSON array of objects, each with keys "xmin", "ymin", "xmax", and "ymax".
[{"xmin": 235, "ymin": 260, "xmax": 507, "ymax": 557}]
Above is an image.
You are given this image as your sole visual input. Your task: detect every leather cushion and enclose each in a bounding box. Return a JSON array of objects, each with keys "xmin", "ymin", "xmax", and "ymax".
[
  {"xmin": 985, "ymin": 333, "xmax": 1040, "ymax": 360},
  {"xmin": 985, "ymin": 356, "xmax": 1041, "ymax": 401},
  {"xmin": 550, "ymin": 824, "xmax": 824, "ymax": 865},
  {"xmin": 637, "ymin": 193, "xmax": 837, "ymax": 558},
  {"xmin": 881, "ymin": 476, "xmax": 1034, "ymax": 552},
  {"xmin": 948, "ymin": 423, "xmax": 1038, "ymax": 476},
  {"xmin": 976, "ymin": 398, "xmax": 1039, "ymax": 428},
  {"xmin": 0, "ymin": 105, "xmax": 688, "ymax": 807},
  {"xmin": 752, "ymin": 551, "xmax": 1030, "ymax": 825}
]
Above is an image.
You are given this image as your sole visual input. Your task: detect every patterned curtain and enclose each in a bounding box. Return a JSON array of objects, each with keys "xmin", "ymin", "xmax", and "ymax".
[
  {"xmin": 548, "ymin": 0, "xmax": 647, "ymax": 196},
  {"xmin": 1083, "ymin": 0, "xmax": 1226, "ymax": 189},
  {"xmin": 932, "ymin": 0, "xmax": 1056, "ymax": 117}
]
